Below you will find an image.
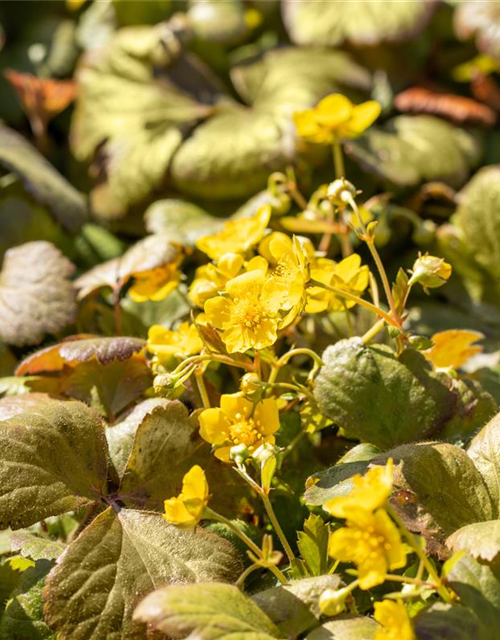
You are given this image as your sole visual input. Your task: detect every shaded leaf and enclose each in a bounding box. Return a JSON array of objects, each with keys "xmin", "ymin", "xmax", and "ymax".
[
  {"xmin": 45, "ymin": 511, "xmax": 243, "ymax": 640},
  {"xmin": 0, "ymin": 124, "xmax": 87, "ymax": 232},
  {"xmin": 296, "ymin": 514, "xmax": 329, "ymax": 577},
  {"xmin": 314, "ymin": 339, "xmax": 457, "ymax": 450},
  {"xmin": 0, "ymin": 241, "xmax": 77, "ymax": 347},
  {"xmin": 306, "ymin": 615, "xmax": 377, "ymax": 640},
  {"xmin": 346, "ymin": 115, "xmax": 480, "ymax": 189},
  {"xmin": 16, "ymin": 336, "xmax": 146, "ymax": 375},
  {"xmin": 447, "ymin": 521, "xmax": 500, "ymax": 562},
  {"xmin": 134, "ymin": 581, "xmax": 282, "ymax": 640},
  {"xmin": 467, "ymin": 410, "xmax": 500, "ymax": 510},
  {"xmin": 0, "ymin": 400, "xmax": 109, "ymax": 529},
  {"xmin": 414, "ymin": 603, "xmax": 488, "ymax": 640},
  {"xmin": 282, "ymin": 0, "xmax": 437, "ymax": 47},
  {"xmin": 10, "ymin": 533, "xmax": 65, "ymax": 562}
]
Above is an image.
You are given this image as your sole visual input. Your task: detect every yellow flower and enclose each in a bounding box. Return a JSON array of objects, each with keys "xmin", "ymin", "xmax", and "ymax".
[
  {"xmin": 196, "ymin": 207, "xmax": 271, "ymax": 260},
  {"xmin": 129, "ymin": 264, "xmax": 180, "ymax": 302},
  {"xmin": 163, "ymin": 465, "xmax": 210, "ymax": 528},
  {"xmin": 324, "ymin": 460, "xmax": 394, "ymax": 519},
  {"xmin": 306, "ymin": 253, "xmax": 369, "ymax": 313},
  {"xmin": 294, "ymin": 94, "xmax": 381, "ymax": 145},
  {"xmin": 259, "ymin": 233, "xmax": 310, "ymax": 328},
  {"xmin": 424, "ymin": 329, "xmax": 483, "ymax": 370},
  {"xmin": 328, "ymin": 508, "xmax": 407, "ymax": 589},
  {"xmin": 408, "ymin": 253, "xmax": 452, "ymax": 290},
  {"xmin": 374, "ymin": 600, "xmax": 415, "ymax": 640},
  {"xmin": 204, "ymin": 269, "xmax": 281, "ymax": 354},
  {"xmin": 198, "ymin": 393, "xmax": 280, "ymax": 463},
  {"xmin": 190, "ymin": 253, "xmax": 245, "ymax": 308},
  {"xmin": 147, "ymin": 322, "xmax": 203, "ymax": 361}
]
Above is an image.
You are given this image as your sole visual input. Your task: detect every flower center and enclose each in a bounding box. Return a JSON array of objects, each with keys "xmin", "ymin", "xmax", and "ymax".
[
  {"xmin": 232, "ymin": 297, "xmax": 271, "ymax": 330},
  {"xmin": 229, "ymin": 411, "xmax": 263, "ymax": 448}
]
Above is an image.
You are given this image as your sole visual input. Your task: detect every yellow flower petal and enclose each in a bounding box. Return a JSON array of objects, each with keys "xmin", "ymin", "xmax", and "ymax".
[
  {"xmin": 424, "ymin": 329, "xmax": 484, "ymax": 370},
  {"xmin": 340, "ymin": 100, "xmax": 381, "ymax": 137},
  {"xmin": 374, "ymin": 600, "xmax": 415, "ymax": 640},
  {"xmin": 315, "ymin": 93, "xmax": 353, "ymax": 127},
  {"xmin": 163, "ymin": 465, "xmax": 210, "ymax": 528},
  {"xmin": 199, "ymin": 408, "xmax": 231, "ymax": 446},
  {"xmin": 254, "ymin": 398, "xmax": 281, "ymax": 435}
]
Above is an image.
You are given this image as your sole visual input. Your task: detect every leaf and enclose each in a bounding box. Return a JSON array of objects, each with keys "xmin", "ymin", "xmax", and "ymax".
[
  {"xmin": 188, "ymin": 0, "xmax": 249, "ymax": 45},
  {"xmin": 0, "ymin": 124, "xmax": 87, "ymax": 232},
  {"xmin": 306, "ymin": 615, "xmax": 377, "ymax": 640},
  {"xmin": 134, "ymin": 581, "xmax": 283, "ymax": 640},
  {"xmin": 0, "ymin": 241, "xmax": 77, "ymax": 347},
  {"xmin": 296, "ymin": 514, "xmax": 329, "ymax": 577},
  {"xmin": 454, "ymin": 166, "xmax": 500, "ymax": 281},
  {"xmin": 10, "ymin": 533, "xmax": 65, "ymax": 562},
  {"xmin": 282, "ymin": 0, "xmax": 437, "ymax": 47},
  {"xmin": 44, "ymin": 511, "xmax": 243, "ymax": 640},
  {"xmin": 446, "ymin": 521, "xmax": 500, "ymax": 562},
  {"xmin": 304, "ymin": 443, "xmax": 381, "ymax": 506},
  {"xmin": 252, "ymin": 576, "xmax": 342, "ymax": 637},
  {"xmin": 16, "ymin": 336, "xmax": 146, "ymax": 375},
  {"xmin": 468, "ymin": 411, "xmax": 500, "ymax": 511},
  {"xmin": 0, "ymin": 400, "xmax": 110, "ymax": 529},
  {"xmin": 413, "ymin": 603, "xmax": 488, "ymax": 640},
  {"xmin": 144, "ymin": 199, "xmax": 225, "ymax": 245},
  {"xmin": 0, "ymin": 559, "xmax": 55, "ymax": 640},
  {"xmin": 0, "ymin": 393, "xmax": 57, "ymax": 422},
  {"xmin": 386, "ymin": 443, "xmax": 493, "ymax": 548},
  {"xmin": 345, "ymin": 115, "xmax": 481, "ymax": 188},
  {"xmin": 313, "ymin": 339, "xmax": 457, "ymax": 450},
  {"xmin": 455, "ymin": 2, "xmax": 500, "ymax": 60}
]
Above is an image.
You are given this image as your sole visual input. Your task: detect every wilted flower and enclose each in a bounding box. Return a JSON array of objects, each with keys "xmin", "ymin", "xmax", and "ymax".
[
  {"xmin": 147, "ymin": 322, "xmax": 203, "ymax": 361},
  {"xmin": 198, "ymin": 393, "xmax": 280, "ymax": 463},
  {"xmin": 408, "ymin": 253, "xmax": 452, "ymax": 290},
  {"xmin": 293, "ymin": 93, "xmax": 381, "ymax": 145},
  {"xmin": 424, "ymin": 329, "xmax": 483, "ymax": 370},
  {"xmin": 196, "ymin": 206, "xmax": 271, "ymax": 260},
  {"xmin": 374, "ymin": 600, "xmax": 415, "ymax": 640},
  {"xmin": 163, "ymin": 465, "xmax": 210, "ymax": 528}
]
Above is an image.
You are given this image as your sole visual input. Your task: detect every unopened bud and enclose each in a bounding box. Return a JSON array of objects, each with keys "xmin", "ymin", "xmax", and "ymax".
[
  {"xmin": 408, "ymin": 253, "xmax": 452, "ymax": 289},
  {"xmin": 319, "ymin": 586, "xmax": 351, "ymax": 616},
  {"xmin": 252, "ymin": 443, "xmax": 280, "ymax": 492},
  {"xmin": 230, "ymin": 443, "xmax": 250, "ymax": 465},
  {"xmin": 327, "ymin": 178, "xmax": 357, "ymax": 207}
]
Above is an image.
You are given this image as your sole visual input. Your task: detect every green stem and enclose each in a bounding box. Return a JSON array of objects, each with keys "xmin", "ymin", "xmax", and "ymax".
[
  {"xmin": 235, "ymin": 563, "xmax": 260, "ymax": 588},
  {"xmin": 195, "ymin": 370, "xmax": 210, "ymax": 409},
  {"xmin": 261, "ymin": 493, "xmax": 296, "ymax": 564},
  {"xmin": 269, "ymin": 381, "xmax": 316, "ymax": 404},
  {"xmin": 386, "ymin": 504, "xmax": 453, "ymax": 603},
  {"xmin": 309, "ymin": 279, "xmax": 400, "ymax": 329},
  {"xmin": 332, "ymin": 137, "xmax": 345, "ymax": 178},
  {"xmin": 343, "ymin": 302, "xmax": 354, "ymax": 337},
  {"xmin": 384, "ymin": 573, "xmax": 436, "ymax": 588},
  {"xmin": 361, "ymin": 318, "xmax": 385, "ymax": 344}
]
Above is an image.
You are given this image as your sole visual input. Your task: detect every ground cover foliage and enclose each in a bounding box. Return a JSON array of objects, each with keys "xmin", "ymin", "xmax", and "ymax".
[{"xmin": 4, "ymin": 1, "xmax": 500, "ymax": 638}]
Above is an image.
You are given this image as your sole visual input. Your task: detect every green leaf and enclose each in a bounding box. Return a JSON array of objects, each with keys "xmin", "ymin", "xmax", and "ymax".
[
  {"xmin": 144, "ymin": 199, "xmax": 225, "ymax": 245},
  {"xmin": 414, "ymin": 603, "xmax": 489, "ymax": 640},
  {"xmin": 0, "ymin": 559, "xmax": 55, "ymax": 640},
  {"xmin": 296, "ymin": 515, "xmax": 329, "ymax": 577},
  {"xmin": 304, "ymin": 444, "xmax": 380, "ymax": 506},
  {"xmin": 387, "ymin": 443, "xmax": 493, "ymax": 547},
  {"xmin": 0, "ymin": 400, "xmax": 110, "ymax": 529},
  {"xmin": 0, "ymin": 124, "xmax": 87, "ymax": 232},
  {"xmin": 468, "ymin": 411, "xmax": 500, "ymax": 513},
  {"xmin": 188, "ymin": 0, "xmax": 249, "ymax": 45},
  {"xmin": 9, "ymin": 533, "xmax": 65, "ymax": 562},
  {"xmin": 446, "ymin": 521, "xmax": 500, "ymax": 562},
  {"xmin": 454, "ymin": 166, "xmax": 500, "ymax": 282},
  {"xmin": 282, "ymin": 0, "xmax": 436, "ymax": 47},
  {"xmin": 44, "ymin": 512, "xmax": 243, "ymax": 640},
  {"xmin": 345, "ymin": 115, "xmax": 481, "ymax": 188},
  {"xmin": 252, "ymin": 576, "xmax": 342, "ymax": 637},
  {"xmin": 314, "ymin": 339, "xmax": 457, "ymax": 449},
  {"xmin": 0, "ymin": 242, "xmax": 77, "ymax": 347},
  {"xmin": 306, "ymin": 615, "xmax": 377, "ymax": 640},
  {"xmin": 0, "ymin": 393, "xmax": 57, "ymax": 422},
  {"xmin": 134, "ymin": 581, "xmax": 283, "ymax": 640}
]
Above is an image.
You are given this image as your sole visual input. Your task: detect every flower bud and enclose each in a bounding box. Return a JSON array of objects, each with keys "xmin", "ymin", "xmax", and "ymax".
[
  {"xmin": 326, "ymin": 178, "xmax": 357, "ymax": 207},
  {"xmin": 230, "ymin": 443, "xmax": 250, "ymax": 465},
  {"xmin": 240, "ymin": 373, "xmax": 263, "ymax": 393},
  {"xmin": 319, "ymin": 587, "xmax": 351, "ymax": 616},
  {"xmin": 252, "ymin": 443, "xmax": 280, "ymax": 492},
  {"xmin": 408, "ymin": 253, "xmax": 452, "ymax": 289}
]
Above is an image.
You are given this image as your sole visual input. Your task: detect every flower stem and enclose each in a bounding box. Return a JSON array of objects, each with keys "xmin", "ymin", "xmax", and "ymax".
[
  {"xmin": 194, "ymin": 370, "xmax": 210, "ymax": 409},
  {"xmin": 235, "ymin": 563, "xmax": 260, "ymax": 588},
  {"xmin": 332, "ymin": 137, "xmax": 345, "ymax": 178},
  {"xmin": 361, "ymin": 318, "xmax": 386, "ymax": 344},
  {"xmin": 261, "ymin": 493, "xmax": 296, "ymax": 564}
]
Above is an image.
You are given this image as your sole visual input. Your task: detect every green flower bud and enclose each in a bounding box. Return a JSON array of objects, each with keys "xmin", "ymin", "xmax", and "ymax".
[
  {"xmin": 408, "ymin": 253, "xmax": 452, "ymax": 289},
  {"xmin": 319, "ymin": 586, "xmax": 351, "ymax": 616},
  {"xmin": 230, "ymin": 443, "xmax": 250, "ymax": 465},
  {"xmin": 326, "ymin": 178, "xmax": 357, "ymax": 207}
]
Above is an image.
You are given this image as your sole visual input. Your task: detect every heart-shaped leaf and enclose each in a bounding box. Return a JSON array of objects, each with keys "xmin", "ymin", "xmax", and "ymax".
[
  {"xmin": 0, "ymin": 241, "xmax": 77, "ymax": 347},
  {"xmin": 44, "ymin": 509, "xmax": 243, "ymax": 640},
  {"xmin": 282, "ymin": 0, "xmax": 437, "ymax": 47},
  {"xmin": 447, "ymin": 521, "xmax": 500, "ymax": 562}
]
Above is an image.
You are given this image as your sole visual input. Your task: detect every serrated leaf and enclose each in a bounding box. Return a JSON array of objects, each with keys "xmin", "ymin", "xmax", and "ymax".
[
  {"xmin": 282, "ymin": 0, "xmax": 436, "ymax": 47},
  {"xmin": 447, "ymin": 521, "xmax": 500, "ymax": 562},
  {"xmin": 0, "ymin": 559, "xmax": 55, "ymax": 640},
  {"xmin": 306, "ymin": 615, "xmax": 377, "ymax": 640},
  {"xmin": 454, "ymin": 166, "xmax": 500, "ymax": 281},
  {"xmin": 345, "ymin": 115, "xmax": 480, "ymax": 188},
  {"xmin": 0, "ymin": 241, "xmax": 77, "ymax": 347},
  {"xmin": 134, "ymin": 581, "xmax": 283, "ymax": 640},
  {"xmin": 296, "ymin": 515, "xmax": 329, "ymax": 577},
  {"xmin": 252, "ymin": 576, "xmax": 342, "ymax": 637},
  {"xmin": 0, "ymin": 400, "xmax": 110, "ymax": 529},
  {"xmin": 386, "ymin": 443, "xmax": 493, "ymax": 549},
  {"xmin": 45, "ymin": 510, "xmax": 243, "ymax": 640},
  {"xmin": 314, "ymin": 339, "xmax": 457, "ymax": 449},
  {"xmin": 16, "ymin": 336, "xmax": 146, "ymax": 376},
  {"xmin": 467, "ymin": 410, "xmax": 500, "ymax": 510},
  {"xmin": 144, "ymin": 199, "xmax": 225, "ymax": 245},
  {"xmin": 0, "ymin": 124, "xmax": 87, "ymax": 232},
  {"xmin": 10, "ymin": 533, "xmax": 65, "ymax": 562}
]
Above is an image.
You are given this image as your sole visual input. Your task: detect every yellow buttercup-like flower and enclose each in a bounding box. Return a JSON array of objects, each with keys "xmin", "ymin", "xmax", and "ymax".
[
  {"xmin": 324, "ymin": 460, "xmax": 394, "ymax": 519},
  {"xmin": 424, "ymin": 329, "xmax": 483, "ymax": 370},
  {"xmin": 129, "ymin": 264, "xmax": 180, "ymax": 302},
  {"xmin": 374, "ymin": 600, "xmax": 415, "ymax": 640},
  {"xmin": 196, "ymin": 207, "xmax": 271, "ymax": 261},
  {"xmin": 198, "ymin": 393, "xmax": 280, "ymax": 463},
  {"xmin": 204, "ymin": 269, "xmax": 281, "ymax": 354},
  {"xmin": 306, "ymin": 253, "xmax": 369, "ymax": 313},
  {"xmin": 163, "ymin": 465, "xmax": 210, "ymax": 528},
  {"xmin": 294, "ymin": 93, "xmax": 381, "ymax": 145},
  {"xmin": 190, "ymin": 253, "xmax": 245, "ymax": 309},
  {"xmin": 147, "ymin": 322, "xmax": 203, "ymax": 361},
  {"xmin": 328, "ymin": 508, "xmax": 408, "ymax": 590}
]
